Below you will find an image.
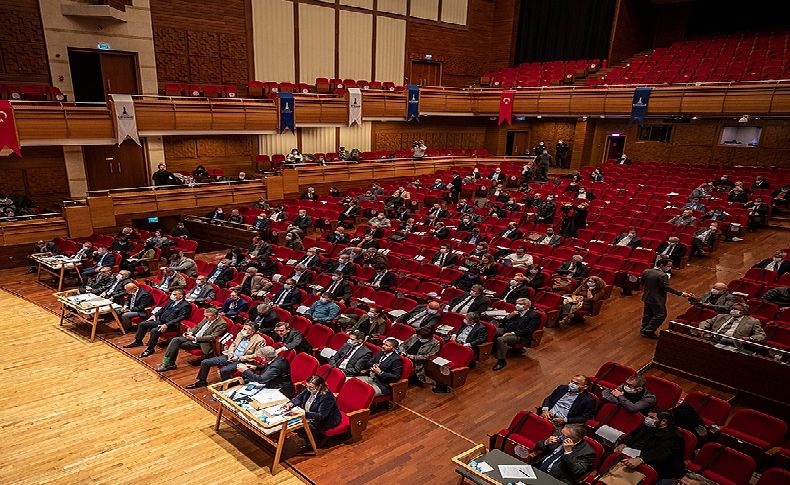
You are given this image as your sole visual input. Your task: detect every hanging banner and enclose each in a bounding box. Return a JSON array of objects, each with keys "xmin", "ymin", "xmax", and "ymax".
[
  {"xmin": 348, "ymin": 87, "xmax": 362, "ymax": 126},
  {"xmin": 110, "ymin": 94, "xmax": 140, "ymax": 146},
  {"xmin": 0, "ymin": 100, "xmax": 22, "ymax": 157},
  {"xmin": 279, "ymin": 92, "xmax": 295, "ymax": 134},
  {"xmin": 498, "ymin": 90, "xmax": 516, "ymax": 126},
  {"xmin": 406, "ymin": 84, "xmax": 420, "ymax": 122},
  {"xmin": 629, "ymin": 87, "xmax": 652, "ymax": 125}
]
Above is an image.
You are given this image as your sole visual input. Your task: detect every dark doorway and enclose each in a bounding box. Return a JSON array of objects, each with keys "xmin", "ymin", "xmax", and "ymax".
[
  {"xmin": 68, "ymin": 49, "xmax": 139, "ymax": 102},
  {"xmin": 83, "ymin": 142, "xmax": 149, "ymax": 191},
  {"xmin": 603, "ymin": 134, "xmax": 626, "ymax": 162},
  {"xmin": 410, "ymin": 60, "xmax": 442, "ymax": 86},
  {"xmin": 506, "ymin": 131, "xmax": 530, "ymax": 156}
]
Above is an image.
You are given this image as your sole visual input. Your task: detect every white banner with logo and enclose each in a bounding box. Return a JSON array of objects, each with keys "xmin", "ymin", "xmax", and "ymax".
[
  {"xmin": 111, "ymin": 94, "xmax": 140, "ymax": 146},
  {"xmin": 348, "ymin": 88, "xmax": 362, "ymax": 126}
]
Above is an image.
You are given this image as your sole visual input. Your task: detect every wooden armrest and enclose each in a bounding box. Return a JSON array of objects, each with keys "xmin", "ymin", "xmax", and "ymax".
[
  {"xmin": 216, "ymin": 377, "xmax": 245, "ymax": 390},
  {"xmin": 389, "ymin": 378, "xmax": 409, "ymax": 403},
  {"xmin": 476, "ymin": 341, "xmax": 493, "ymax": 361},
  {"xmin": 346, "ymin": 409, "xmax": 371, "ymax": 441}
]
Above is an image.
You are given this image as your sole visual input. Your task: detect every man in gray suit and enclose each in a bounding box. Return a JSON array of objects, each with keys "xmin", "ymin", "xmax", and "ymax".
[
  {"xmin": 640, "ymin": 259, "xmax": 693, "ymax": 339},
  {"xmin": 328, "ymin": 330, "xmax": 372, "ymax": 377},
  {"xmin": 156, "ymin": 307, "xmax": 227, "ymax": 371}
]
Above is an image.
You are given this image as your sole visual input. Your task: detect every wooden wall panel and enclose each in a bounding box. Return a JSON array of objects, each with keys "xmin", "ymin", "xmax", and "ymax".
[
  {"xmin": 150, "ymin": 0, "xmax": 250, "ymax": 89},
  {"xmin": 0, "ymin": 0, "xmax": 49, "ymax": 84},
  {"xmin": 371, "ymin": 118, "xmax": 487, "ymax": 151},
  {"xmin": 410, "ymin": 0, "xmax": 439, "ymax": 20},
  {"xmin": 375, "ymin": 16, "xmax": 406, "ymax": 84},
  {"xmin": 162, "ymin": 135, "xmax": 257, "ymax": 175},
  {"xmin": 378, "ymin": 0, "xmax": 406, "ymax": 15},
  {"xmin": 251, "ymin": 0, "xmax": 296, "ymax": 83},
  {"xmin": 298, "ymin": 3, "xmax": 336, "ymax": 83},
  {"xmin": 339, "ymin": 10, "xmax": 374, "ymax": 80},
  {"xmin": 0, "ymin": 146, "xmax": 69, "ymax": 210}
]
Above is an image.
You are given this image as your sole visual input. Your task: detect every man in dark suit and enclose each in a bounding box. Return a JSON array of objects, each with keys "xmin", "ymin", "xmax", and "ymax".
[
  {"xmin": 295, "ymin": 248, "xmax": 321, "ymax": 269},
  {"xmin": 534, "ymin": 424, "xmax": 596, "ymax": 484},
  {"xmin": 326, "ymin": 254, "xmax": 356, "ymax": 277},
  {"xmin": 449, "ymin": 172, "xmax": 462, "ymax": 203},
  {"xmin": 118, "ymin": 283, "xmax": 155, "ymax": 331},
  {"xmin": 326, "ymin": 227, "xmax": 351, "ymax": 244},
  {"xmin": 689, "ymin": 222, "xmax": 722, "ymax": 258},
  {"xmin": 337, "ymin": 201, "xmax": 361, "ymax": 228},
  {"xmin": 300, "ymin": 186, "xmax": 318, "ymax": 201},
  {"xmin": 289, "ymin": 209, "xmax": 312, "ymax": 234},
  {"xmin": 323, "ymin": 271, "xmax": 353, "ymax": 303},
  {"xmin": 497, "ymin": 275, "xmax": 533, "ymax": 303},
  {"xmin": 655, "ymin": 237, "xmax": 687, "ymax": 268},
  {"xmin": 426, "ymin": 203, "xmax": 449, "ymax": 220},
  {"xmin": 100, "ymin": 270, "xmax": 134, "ymax": 302},
  {"xmin": 288, "ymin": 265, "xmax": 313, "ymax": 288},
  {"xmin": 430, "ymin": 244, "xmax": 458, "ymax": 267},
  {"xmin": 80, "ymin": 266, "xmax": 114, "ymax": 295},
  {"xmin": 366, "ymin": 265, "xmax": 397, "ymax": 291},
  {"xmin": 184, "ymin": 275, "xmax": 216, "ymax": 305},
  {"xmin": 456, "ymin": 199, "xmax": 475, "ymax": 214},
  {"xmin": 248, "ymin": 301, "xmax": 280, "ymax": 333},
  {"xmin": 358, "ymin": 338, "xmax": 404, "ymax": 396},
  {"xmin": 557, "ymin": 255, "xmax": 587, "ymax": 280},
  {"xmin": 206, "ymin": 207, "xmax": 225, "ymax": 221},
  {"xmin": 615, "ymin": 409, "xmax": 686, "ymax": 480},
  {"xmin": 220, "ymin": 290, "xmax": 249, "ymax": 318},
  {"xmin": 251, "ymin": 214, "xmax": 270, "ymax": 231},
  {"xmin": 273, "ymin": 322, "xmax": 312, "ymax": 354},
  {"xmin": 329, "ymin": 330, "xmax": 372, "ymax": 377},
  {"xmin": 206, "ymin": 259, "xmax": 234, "ymax": 287},
  {"xmin": 612, "ymin": 229, "xmax": 642, "ymax": 249},
  {"xmin": 80, "ymin": 246, "xmax": 115, "ymax": 278},
  {"xmin": 396, "ymin": 301, "xmax": 441, "ymax": 329},
  {"xmin": 449, "ymin": 312, "xmax": 488, "ymax": 354},
  {"xmin": 430, "ymin": 222, "xmax": 450, "ymax": 240},
  {"xmin": 640, "ymin": 259, "xmax": 693, "ymax": 339},
  {"xmin": 534, "ymin": 227, "xmax": 562, "ymax": 247},
  {"xmin": 155, "ymin": 306, "xmax": 227, "ymax": 372},
  {"xmin": 238, "ymin": 346, "xmax": 295, "ymax": 398},
  {"xmin": 488, "ymin": 167, "xmax": 507, "ymax": 185},
  {"xmin": 445, "ymin": 285, "xmax": 490, "ymax": 314},
  {"xmin": 493, "ymin": 297, "xmax": 541, "ymax": 370},
  {"xmin": 540, "ymin": 375, "xmax": 597, "ymax": 425},
  {"xmin": 753, "ymin": 251, "xmax": 790, "ymax": 276},
  {"xmin": 499, "ymin": 222, "xmax": 523, "ymax": 241},
  {"xmin": 125, "ymin": 289, "xmax": 192, "ymax": 357},
  {"xmin": 271, "ymin": 279, "xmax": 301, "ymax": 310}
]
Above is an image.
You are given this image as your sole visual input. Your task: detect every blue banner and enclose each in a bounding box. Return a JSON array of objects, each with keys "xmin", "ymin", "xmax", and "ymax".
[
  {"xmin": 629, "ymin": 87, "xmax": 651, "ymax": 125},
  {"xmin": 279, "ymin": 92, "xmax": 295, "ymax": 133},
  {"xmin": 407, "ymin": 84, "xmax": 420, "ymax": 122}
]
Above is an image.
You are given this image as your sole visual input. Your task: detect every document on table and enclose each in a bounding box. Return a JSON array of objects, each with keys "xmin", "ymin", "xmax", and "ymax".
[
  {"xmin": 498, "ymin": 464, "xmax": 536, "ymax": 480},
  {"xmin": 476, "ymin": 461, "xmax": 494, "ymax": 473}
]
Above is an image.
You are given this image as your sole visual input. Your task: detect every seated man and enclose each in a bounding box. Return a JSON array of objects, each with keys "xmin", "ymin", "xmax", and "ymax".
[
  {"xmin": 237, "ymin": 346, "xmax": 295, "ymax": 398},
  {"xmin": 614, "ymin": 409, "xmax": 686, "ymax": 481},
  {"xmin": 357, "ymin": 338, "xmax": 404, "ymax": 397},
  {"xmin": 337, "ymin": 202, "xmax": 360, "ymax": 228},
  {"xmin": 273, "ymin": 322, "xmax": 312, "ymax": 354},
  {"xmin": 602, "ymin": 374, "xmax": 656, "ymax": 414},
  {"xmin": 155, "ymin": 307, "xmax": 227, "ymax": 372},
  {"xmin": 170, "ymin": 222, "xmax": 190, "ymax": 238},
  {"xmin": 533, "ymin": 424, "xmax": 596, "ymax": 484},
  {"xmin": 655, "ymin": 237, "xmax": 687, "ymax": 268},
  {"xmin": 669, "ymin": 209, "xmax": 697, "ymax": 227},
  {"xmin": 288, "ymin": 209, "xmax": 312, "ymax": 234},
  {"xmin": 492, "ymin": 297, "xmax": 541, "ymax": 370},
  {"xmin": 80, "ymin": 246, "xmax": 115, "ymax": 278},
  {"xmin": 248, "ymin": 300, "xmax": 280, "ymax": 333},
  {"xmin": 368, "ymin": 212, "xmax": 392, "ymax": 228},
  {"xmin": 271, "ymin": 279, "xmax": 301, "ymax": 310},
  {"xmin": 448, "ymin": 312, "xmax": 488, "ymax": 354},
  {"xmin": 168, "ymin": 251, "xmax": 197, "ymax": 277},
  {"xmin": 184, "ymin": 275, "xmax": 216, "ymax": 305},
  {"xmin": 304, "ymin": 293, "xmax": 340, "ymax": 323},
  {"xmin": 327, "ymin": 253, "xmax": 356, "ymax": 277},
  {"xmin": 289, "ymin": 264, "xmax": 313, "ymax": 288},
  {"xmin": 79, "ymin": 266, "xmax": 114, "ymax": 295},
  {"xmin": 251, "ymin": 213, "xmax": 269, "ymax": 231},
  {"xmin": 430, "ymin": 244, "xmax": 458, "ymax": 267},
  {"xmin": 227, "ymin": 209, "xmax": 244, "ymax": 224},
  {"xmin": 146, "ymin": 230, "xmax": 171, "ymax": 248},
  {"xmin": 396, "ymin": 301, "xmax": 441, "ymax": 329},
  {"xmin": 445, "ymin": 285, "xmax": 490, "ymax": 314},
  {"xmin": 323, "ymin": 271, "xmax": 353, "ymax": 303},
  {"xmin": 124, "ymin": 289, "xmax": 191, "ymax": 357},
  {"xmin": 753, "ymin": 250, "xmax": 790, "ymax": 276},
  {"xmin": 328, "ymin": 330, "xmax": 372, "ymax": 377},
  {"xmin": 688, "ymin": 222, "xmax": 721, "ymax": 258},
  {"xmin": 556, "ymin": 254, "xmax": 587, "ymax": 280},
  {"xmin": 612, "ymin": 228, "xmax": 642, "ymax": 248},
  {"xmin": 696, "ymin": 302, "xmax": 766, "ymax": 342},
  {"xmin": 186, "ymin": 323, "xmax": 264, "ymax": 389},
  {"xmin": 499, "ymin": 222, "xmax": 523, "ymax": 240},
  {"xmin": 399, "ymin": 326, "xmax": 441, "ymax": 386},
  {"xmin": 762, "ymin": 286, "xmax": 790, "ymax": 308},
  {"xmin": 118, "ymin": 283, "xmax": 155, "ymax": 331},
  {"xmin": 300, "ymin": 186, "xmax": 318, "ymax": 200},
  {"xmin": 153, "ymin": 267, "xmax": 186, "ymax": 294},
  {"xmin": 206, "ymin": 259, "xmax": 234, "ymax": 287},
  {"xmin": 326, "ymin": 227, "xmax": 351, "ymax": 245},
  {"xmin": 534, "ymin": 227, "xmax": 563, "ymax": 247},
  {"xmin": 504, "ymin": 246, "xmax": 533, "ymax": 268},
  {"xmin": 683, "ymin": 197, "xmax": 707, "ymax": 213},
  {"xmin": 365, "ymin": 265, "xmax": 397, "ymax": 291},
  {"xmin": 100, "ymin": 270, "xmax": 134, "ymax": 301},
  {"xmin": 294, "ymin": 247, "xmax": 321, "ymax": 269},
  {"xmin": 540, "ymin": 374, "xmax": 597, "ymax": 426},
  {"xmin": 690, "ymin": 282, "xmax": 738, "ymax": 313},
  {"xmin": 429, "ymin": 221, "xmax": 450, "ymax": 240},
  {"xmin": 497, "ymin": 273, "xmax": 533, "ymax": 303},
  {"xmin": 220, "ymin": 290, "xmax": 249, "ymax": 319},
  {"xmin": 236, "ymin": 267, "xmax": 268, "ymax": 297}
]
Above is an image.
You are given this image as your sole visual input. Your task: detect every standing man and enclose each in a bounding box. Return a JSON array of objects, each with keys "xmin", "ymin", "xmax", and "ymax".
[
  {"xmin": 555, "ymin": 139, "xmax": 569, "ymax": 168},
  {"xmin": 537, "ymin": 150, "xmax": 552, "ymax": 182},
  {"xmin": 640, "ymin": 259, "xmax": 693, "ymax": 339},
  {"xmin": 449, "ymin": 172, "xmax": 462, "ymax": 204}
]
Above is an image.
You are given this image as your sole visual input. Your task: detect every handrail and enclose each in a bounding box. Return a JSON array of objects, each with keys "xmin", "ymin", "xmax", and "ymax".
[
  {"xmin": 85, "ymin": 178, "xmax": 264, "ymax": 196},
  {"xmin": 420, "ymin": 79, "xmax": 790, "ymax": 91},
  {"xmin": 669, "ymin": 321, "xmax": 789, "ymax": 357}
]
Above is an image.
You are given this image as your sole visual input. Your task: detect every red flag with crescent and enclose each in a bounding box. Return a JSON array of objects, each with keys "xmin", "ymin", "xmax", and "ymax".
[
  {"xmin": 498, "ymin": 90, "xmax": 516, "ymax": 126},
  {"xmin": 0, "ymin": 100, "xmax": 22, "ymax": 157}
]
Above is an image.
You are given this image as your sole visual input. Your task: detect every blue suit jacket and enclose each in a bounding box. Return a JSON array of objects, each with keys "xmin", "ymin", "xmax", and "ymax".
[{"xmin": 541, "ymin": 385, "xmax": 597, "ymax": 424}]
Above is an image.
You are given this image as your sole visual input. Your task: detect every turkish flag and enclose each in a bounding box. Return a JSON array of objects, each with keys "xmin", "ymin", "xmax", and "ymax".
[
  {"xmin": 0, "ymin": 100, "xmax": 21, "ymax": 157},
  {"xmin": 498, "ymin": 90, "xmax": 516, "ymax": 126}
]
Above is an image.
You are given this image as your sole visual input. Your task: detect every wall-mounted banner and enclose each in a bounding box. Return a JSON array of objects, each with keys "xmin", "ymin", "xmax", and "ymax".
[
  {"xmin": 629, "ymin": 87, "xmax": 652, "ymax": 125},
  {"xmin": 498, "ymin": 90, "xmax": 516, "ymax": 126},
  {"xmin": 279, "ymin": 92, "xmax": 295, "ymax": 134},
  {"xmin": 407, "ymin": 84, "xmax": 420, "ymax": 122},
  {"xmin": 348, "ymin": 88, "xmax": 362, "ymax": 126},
  {"xmin": 110, "ymin": 94, "xmax": 140, "ymax": 146},
  {"xmin": 0, "ymin": 100, "xmax": 21, "ymax": 156}
]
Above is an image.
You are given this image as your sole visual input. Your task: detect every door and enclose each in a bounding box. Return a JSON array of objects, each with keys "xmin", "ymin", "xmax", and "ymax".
[
  {"xmin": 68, "ymin": 49, "xmax": 139, "ymax": 102},
  {"xmin": 506, "ymin": 131, "xmax": 530, "ymax": 156},
  {"xmin": 410, "ymin": 60, "xmax": 442, "ymax": 86},
  {"xmin": 100, "ymin": 54, "xmax": 139, "ymax": 96},
  {"xmin": 603, "ymin": 135, "xmax": 626, "ymax": 162},
  {"xmin": 83, "ymin": 142, "xmax": 149, "ymax": 191}
]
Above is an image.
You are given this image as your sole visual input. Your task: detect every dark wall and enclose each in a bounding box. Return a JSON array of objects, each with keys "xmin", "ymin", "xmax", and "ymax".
[
  {"xmin": 686, "ymin": 0, "xmax": 790, "ymax": 36},
  {"xmin": 0, "ymin": 0, "xmax": 50, "ymax": 85},
  {"xmin": 514, "ymin": 0, "xmax": 616, "ymax": 63}
]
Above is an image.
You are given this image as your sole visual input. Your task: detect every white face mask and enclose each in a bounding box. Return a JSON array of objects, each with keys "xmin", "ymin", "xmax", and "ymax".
[
  {"xmin": 530, "ymin": 269, "xmax": 539, "ymax": 274},
  {"xmin": 510, "ymin": 280, "xmax": 519, "ymax": 287},
  {"xmin": 427, "ymin": 309, "xmax": 437, "ymax": 314},
  {"xmin": 283, "ymin": 284, "xmax": 292, "ymax": 290},
  {"xmin": 644, "ymin": 417, "xmax": 658, "ymax": 428},
  {"xmin": 331, "ymin": 275, "xmax": 340, "ymax": 281},
  {"xmin": 729, "ymin": 310, "xmax": 742, "ymax": 316},
  {"xmin": 170, "ymin": 295, "xmax": 178, "ymax": 301},
  {"xmin": 515, "ymin": 304, "xmax": 525, "ymax": 311},
  {"xmin": 586, "ymin": 282, "xmax": 596, "ymax": 288}
]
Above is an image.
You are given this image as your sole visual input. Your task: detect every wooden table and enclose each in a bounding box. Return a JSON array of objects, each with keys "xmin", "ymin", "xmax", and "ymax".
[
  {"xmin": 32, "ymin": 253, "xmax": 82, "ymax": 291},
  {"xmin": 208, "ymin": 378, "xmax": 317, "ymax": 474},
  {"xmin": 452, "ymin": 445, "xmax": 565, "ymax": 485},
  {"xmin": 54, "ymin": 289, "xmax": 125, "ymax": 342}
]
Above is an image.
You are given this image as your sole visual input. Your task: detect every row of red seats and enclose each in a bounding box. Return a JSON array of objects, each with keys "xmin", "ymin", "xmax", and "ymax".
[
  {"xmin": 483, "ymin": 59, "xmax": 601, "ymax": 88},
  {"xmin": 1, "ymin": 84, "xmax": 65, "ymax": 101},
  {"xmin": 255, "ymin": 149, "xmax": 491, "ymax": 169},
  {"xmin": 163, "ymin": 83, "xmax": 237, "ymax": 98}
]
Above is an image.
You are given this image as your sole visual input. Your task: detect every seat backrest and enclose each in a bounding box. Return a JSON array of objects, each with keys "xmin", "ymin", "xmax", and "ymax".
[
  {"xmin": 597, "ymin": 454, "xmax": 658, "ymax": 485},
  {"xmin": 692, "ymin": 443, "xmax": 756, "ymax": 485},
  {"xmin": 387, "ymin": 322, "xmax": 415, "ymax": 341},
  {"xmin": 289, "ymin": 315, "xmax": 312, "ymax": 335},
  {"xmin": 595, "ymin": 403, "xmax": 644, "ymax": 434},
  {"xmin": 583, "ymin": 436, "xmax": 605, "ymax": 473},
  {"xmin": 756, "ymin": 468, "xmax": 790, "ymax": 485},
  {"xmin": 316, "ymin": 363, "xmax": 346, "ymax": 394},
  {"xmin": 305, "ymin": 323, "xmax": 334, "ymax": 349},
  {"xmin": 725, "ymin": 408, "xmax": 787, "ymax": 447},
  {"xmin": 507, "ymin": 411, "xmax": 555, "ymax": 443},
  {"xmin": 593, "ymin": 361, "xmax": 636, "ymax": 389},
  {"xmin": 398, "ymin": 354, "xmax": 413, "ymax": 379},
  {"xmin": 326, "ymin": 332, "xmax": 350, "ymax": 351},
  {"xmin": 678, "ymin": 427, "xmax": 698, "ymax": 461},
  {"xmin": 336, "ymin": 377, "xmax": 375, "ymax": 413},
  {"xmin": 290, "ymin": 352, "xmax": 319, "ymax": 384},
  {"xmin": 437, "ymin": 341, "xmax": 474, "ymax": 366},
  {"xmin": 644, "ymin": 374, "xmax": 682, "ymax": 409}
]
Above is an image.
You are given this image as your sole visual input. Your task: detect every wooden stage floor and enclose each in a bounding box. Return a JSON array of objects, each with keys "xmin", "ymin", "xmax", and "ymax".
[{"xmin": 1, "ymin": 228, "xmax": 785, "ymax": 484}]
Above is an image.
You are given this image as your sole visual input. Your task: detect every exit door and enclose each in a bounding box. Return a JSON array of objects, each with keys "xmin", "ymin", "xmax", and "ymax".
[
  {"xmin": 68, "ymin": 49, "xmax": 139, "ymax": 102},
  {"xmin": 83, "ymin": 143, "xmax": 149, "ymax": 191},
  {"xmin": 603, "ymin": 135, "xmax": 626, "ymax": 162},
  {"xmin": 506, "ymin": 131, "xmax": 530, "ymax": 156},
  {"xmin": 410, "ymin": 60, "xmax": 442, "ymax": 86}
]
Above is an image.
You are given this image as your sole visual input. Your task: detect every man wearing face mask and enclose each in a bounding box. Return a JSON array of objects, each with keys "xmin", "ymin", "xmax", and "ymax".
[
  {"xmin": 248, "ymin": 301, "xmax": 279, "ymax": 333},
  {"xmin": 534, "ymin": 227, "xmax": 562, "ymax": 246},
  {"xmin": 79, "ymin": 266, "xmax": 114, "ymax": 295},
  {"xmin": 602, "ymin": 374, "xmax": 656, "ymax": 414},
  {"xmin": 366, "ymin": 265, "xmax": 397, "ymax": 291},
  {"xmin": 504, "ymin": 246, "xmax": 533, "ymax": 268},
  {"xmin": 206, "ymin": 207, "xmax": 225, "ymax": 222},
  {"xmin": 273, "ymin": 322, "xmax": 312, "ymax": 354},
  {"xmin": 492, "ymin": 297, "xmax": 541, "ymax": 371},
  {"xmin": 344, "ymin": 306, "xmax": 388, "ymax": 341},
  {"xmin": 488, "ymin": 167, "xmax": 507, "ymax": 185},
  {"xmin": 219, "ymin": 290, "xmax": 248, "ymax": 319},
  {"xmin": 184, "ymin": 275, "xmax": 215, "ymax": 305},
  {"xmin": 689, "ymin": 222, "xmax": 721, "ymax": 258},
  {"xmin": 288, "ymin": 209, "xmax": 312, "ymax": 235},
  {"xmin": 753, "ymin": 250, "xmax": 790, "ymax": 276},
  {"xmin": 396, "ymin": 301, "xmax": 442, "ymax": 330},
  {"xmin": 696, "ymin": 302, "xmax": 766, "ymax": 342},
  {"xmin": 533, "ymin": 424, "xmax": 596, "ymax": 483},
  {"xmin": 101, "ymin": 270, "xmax": 134, "ymax": 302},
  {"xmin": 326, "ymin": 226, "xmax": 351, "ymax": 245},
  {"xmin": 400, "ymin": 326, "xmax": 441, "ymax": 385},
  {"xmin": 322, "ymin": 271, "xmax": 353, "ymax": 303},
  {"xmin": 156, "ymin": 306, "xmax": 227, "ymax": 372},
  {"xmin": 557, "ymin": 254, "xmax": 588, "ymax": 281},
  {"xmin": 329, "ymin": 330, "xmax": 372, "ymax": 377},
  {"xmin": 295, "ymin": 247, "xmax": 321, "ymax": 270},
  {"xmin": 464, "ymin": 229, "xmax": 487, "ymax": 245},
  {"xmin": 186, "ymin": 323, "xmax": 264, "ymax": 389},
  {"xmin": 271, "ymin": 279, "xmax": 301, "ymax": 310},
  {"xmin": 125, "ymin": 289, "xmax": 191, "ymax": 358},
  {"xmin": 615, "ymin": 409, "xmax": 686, "ymax": 480},
  {"xmin": 206, "ymin": 259, "xmax": 234, "ymax": 287},
  {"xmin": 288, "ymin": 264, "xmax": 313, "ymax": 288},
  {"xmin": 430, "ymin": 244, "xmax": 458, "ymax": 267},
  {"xmin": 153, "ymin": 267, "xmax": 186, "ymax": 294},
  {"xmin": 251, "ymin": 213, "xmax": 270, "ymax": 232},
  {"xmin": 690, "ymin": 282, "xmax": 738, "ymax": 313},
  {"xmin": 237, "ymin": 346, "xmax": 295, "ymax": 398},
  {"xmin": 655, "ymin": 237, "xmax": 687, "ymax": 268},
  {"xmin": 498, "ymin": 273, "xmax": 534, "ymax": 303},
  {"xmin": 326, "ymin": 254, "xmax": 356, "ymax": 277},
  {"xmin": 535, "ymin": 195, "xmax": 556, "ymax": 224},
  {"xmin": 449, "ymin": 312, "xmax": 488, "ymax": 355},
  {"xmin": 445, "ymin": 285, "xmax": 490, "ymax": 315},
  {"xmin": 540, "ymin": 375, "xmax": 597, "ymax": 426},
  {"xmin": 358, "ymin": 338, "xmax": 404, "ymax": 397},
  {"xmin": 612, "ymin": 228, "xmax": 642, "ymax": 249},
  {"xmin": 304, "ymin": 293, "xmax": 340, "ymax": 323},
  {"xmin": 457, "ymin": 215, "xmax": 476, "ymax": 232}
]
